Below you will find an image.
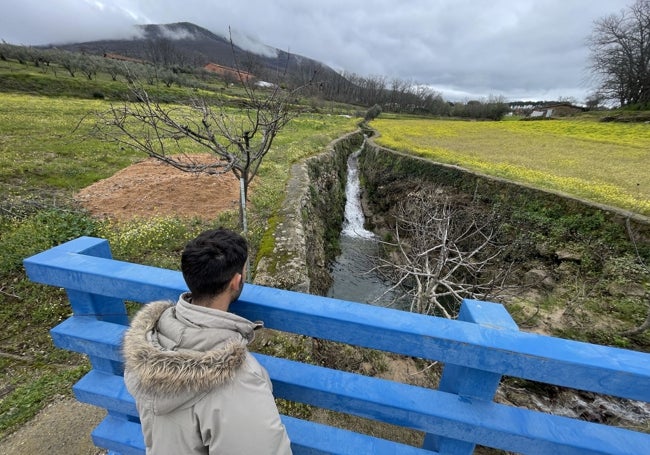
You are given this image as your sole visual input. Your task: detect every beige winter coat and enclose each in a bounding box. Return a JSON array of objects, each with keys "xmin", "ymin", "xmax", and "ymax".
[{"xmin": 123, "ymin": 295, "xmax": 292, "ymax": 454}]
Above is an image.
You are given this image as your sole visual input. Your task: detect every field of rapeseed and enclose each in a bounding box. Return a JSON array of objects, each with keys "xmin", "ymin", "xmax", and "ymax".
[{"xmin": 371, "ymin": 117, "xmax": 650, "ymax": 216}]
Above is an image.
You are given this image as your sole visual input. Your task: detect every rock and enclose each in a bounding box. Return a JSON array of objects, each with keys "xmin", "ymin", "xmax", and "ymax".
[
  {"xmin": 525, "ymin": 269, "xmax": 555, "ymax": 290},
  {"xmin": 535, "ymin": 242, "xmax": 554, "ymax": 258},
  {"xmin": 555, "ymin": 261, "xmax": 579, "ymax": 276},
  {"xmin": 606, "ymin": 282, "xmax": 647, "ymax": 298},
  {"xmin": 556, "ymin": 249, "xmax": 582, "ymax": 262}
]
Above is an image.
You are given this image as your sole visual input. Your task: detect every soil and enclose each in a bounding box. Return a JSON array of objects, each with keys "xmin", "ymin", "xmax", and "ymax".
[
  {"xmin": 75, "ymin": 154, "xmax": 241, "ymax": 221},
  {"xmin": 0, "ymin": 397, "xmax": 107, "ymax": 455},
  {"xmin": 1, "ymin": 156, "xmax": 241, "ymax": 454}
]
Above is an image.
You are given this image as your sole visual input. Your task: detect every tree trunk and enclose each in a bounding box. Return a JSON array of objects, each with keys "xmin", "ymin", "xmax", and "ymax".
[{"xmin": 239, "ymin": 176, "xmax": 248, "ymax": 236}]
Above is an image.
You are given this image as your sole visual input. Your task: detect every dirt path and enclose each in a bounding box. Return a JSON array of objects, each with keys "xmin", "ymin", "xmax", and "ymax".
[{"xmin": 0, "ymin": 398, "xmax": 107, "ymax": 454}]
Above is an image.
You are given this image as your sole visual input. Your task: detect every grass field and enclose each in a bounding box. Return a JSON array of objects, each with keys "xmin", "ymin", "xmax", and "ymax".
[
  {"xmin": 0, "ymin": 94, "xmax": 138, "ymax": 197},
  {"xmin": 2, "ymin": 56, "xmax": 650, "ymax": 442},
  {"xmin": 0, "ymin": 90, "xmax": 359, "ymax": 438},
  {"xmin": 371, "ymin": 117, "xmax": 650, "ymax": 216}
]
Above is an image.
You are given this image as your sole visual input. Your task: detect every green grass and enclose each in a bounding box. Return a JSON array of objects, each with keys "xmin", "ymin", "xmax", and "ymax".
[
  {"xmin": 0, "ymin": 93, "xmax": 140, "ymax": 199},
  {"xmin": 0, "ymin": 80, "xmax": 359, "ymax": 436},
  {"xmin": 0, "ymin": 364, "xmax": 89, "ymax": 440},
  {"xmin": 371, "ymin": 117, "xmax": 650, "ymax": 216}
]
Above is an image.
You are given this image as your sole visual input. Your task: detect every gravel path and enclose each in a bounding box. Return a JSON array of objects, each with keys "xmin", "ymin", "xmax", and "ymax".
[{"xmin": 0, "ymin": 397, "xmax": 107, "ymax": 454}]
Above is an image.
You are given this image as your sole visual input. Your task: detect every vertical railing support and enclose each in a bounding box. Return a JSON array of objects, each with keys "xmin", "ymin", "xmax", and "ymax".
[
  {"xmin": 422, "ymin": 299, "xmax": 519, "ymax": 454},
  {"xmin": 24, "ymin": 237, "xmax": 129, "ymax": 375}
]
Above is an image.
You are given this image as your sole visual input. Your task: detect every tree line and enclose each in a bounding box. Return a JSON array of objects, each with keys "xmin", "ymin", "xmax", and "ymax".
[
  {"xmin": 0, "ymin": 41, "xmax": 225, "ymax": 90},
  {"xmin": 0, "ymin": 41, "xmax": 511, "ymax": 120},
  {"xmin": 287, "ymin": 64, "xmax": 509, "ymax": 119}
]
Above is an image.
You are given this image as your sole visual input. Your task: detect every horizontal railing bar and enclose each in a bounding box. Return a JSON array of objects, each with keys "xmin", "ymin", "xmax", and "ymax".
[
  {"xmin": 50, "ymin": 317, "xmax": 125, "ymax": 362},
  {"xmin": 281, "ymin": 415, "xmax": 436, "ymax": 455},
  {"xmin": 31, "ymin": 245, "xmax": 650, "ymax": 402},
  {"xmin": 257, "ymin": 354, "xmax": 649, "ymax": 455},
  {"xmin": 25, "ymin": 248, "xmax": 185, "ymax": 307},
  {"xmin": 73, "ymin": 359, "xmax": 650, "ymax": 455},
  {"xmin": 92, "ymin": 415, "xmax": 145, "ymax": 455},
  {"xmin": 75, "ymin": 371, "xmax": 435, "ymax": 454}
]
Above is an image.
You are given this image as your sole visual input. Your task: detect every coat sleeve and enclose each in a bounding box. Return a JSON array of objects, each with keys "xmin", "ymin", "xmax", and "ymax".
[{"xmin": 198, "ymin": 354, "xmax": 292, "ymax": 454}]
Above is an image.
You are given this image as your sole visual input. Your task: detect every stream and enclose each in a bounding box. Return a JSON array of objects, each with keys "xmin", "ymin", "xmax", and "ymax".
[
  {"xmin": 326, "ymin": 147, "xmax": 405, "ymax": 308},
  {"xmin": 325, "ymin": 146, "xmax": 650, "ymax": 434}
]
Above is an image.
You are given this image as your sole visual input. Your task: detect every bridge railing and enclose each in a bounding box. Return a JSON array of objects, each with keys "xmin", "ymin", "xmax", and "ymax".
[{"xmin": 24, "ymin": 236, "xmax": 650, "ymax": 455}]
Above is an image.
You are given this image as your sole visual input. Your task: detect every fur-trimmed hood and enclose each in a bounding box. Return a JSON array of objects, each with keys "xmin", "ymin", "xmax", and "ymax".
[{"xmin": 123, "ymin": 296, "xmax": 260, "ymax": 414}]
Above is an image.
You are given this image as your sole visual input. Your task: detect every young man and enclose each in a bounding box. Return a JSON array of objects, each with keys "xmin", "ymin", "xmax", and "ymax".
[{"xmin": 123, "ymin": 228, "xmax": 292, "ymax": 454}]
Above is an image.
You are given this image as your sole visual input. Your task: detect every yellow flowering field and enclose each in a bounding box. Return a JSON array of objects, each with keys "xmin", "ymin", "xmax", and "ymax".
[{"xmin": 371, "ymin": 118, "xmax": 650, "ymax": 216}]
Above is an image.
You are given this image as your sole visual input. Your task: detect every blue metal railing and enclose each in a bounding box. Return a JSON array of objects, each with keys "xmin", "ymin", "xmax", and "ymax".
[{"xmin": 24, "ymin": 237, "xmax": 650, "ymax": 455}]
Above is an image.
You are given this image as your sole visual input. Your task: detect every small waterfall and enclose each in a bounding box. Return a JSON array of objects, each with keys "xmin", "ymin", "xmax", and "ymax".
[
  {"xmin": 342, "ymin": 149, "xmax": 375, "ymax": 239},
  {"xmin": 327, "ymin": 147, "xmax": 404, "ymax": 308}
]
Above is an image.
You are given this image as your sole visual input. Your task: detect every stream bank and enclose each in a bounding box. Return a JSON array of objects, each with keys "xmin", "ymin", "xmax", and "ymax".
[
  {"xmin": 254, "ymin": 130, "xmax": 363, "ymax": 295},
  {"xmin": 253, "ymin": 130, "xmax": 650, "ymax": 437},
  {"xmin": 358, "ymin": 140, "xmax": 650, "ymax": 349}
]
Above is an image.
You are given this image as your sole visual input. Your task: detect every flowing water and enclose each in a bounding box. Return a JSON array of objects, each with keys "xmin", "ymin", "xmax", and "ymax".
[
  {"xmin": 326, "ymin": 148, "xmax": 406, "ymax": 308},
  {"xmin": 325, "ymin": 147, "xmax": 650, "ymax": 431}
]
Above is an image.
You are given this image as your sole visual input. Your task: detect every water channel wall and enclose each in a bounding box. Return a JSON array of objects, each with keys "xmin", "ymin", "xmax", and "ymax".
[
  {"xmin": 255, "ymin": 130, "xmax": 364, "ymax": 295},
  {"xmin": 359, "ymin": 139, "xmax": 650, "ymax": 246}
]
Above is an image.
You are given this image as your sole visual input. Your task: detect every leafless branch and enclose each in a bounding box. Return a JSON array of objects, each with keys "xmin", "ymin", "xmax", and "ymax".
[
  {"xmin": 86, "ymin": 39, "xmax": 310, "ymax": 230},
  {"xmin": 373, "ymin": 186, "xmax": 512, "ymax": 318},
  {"xmin": 621, "ymin": 217, "xmax": 650, "ymax": 336}
]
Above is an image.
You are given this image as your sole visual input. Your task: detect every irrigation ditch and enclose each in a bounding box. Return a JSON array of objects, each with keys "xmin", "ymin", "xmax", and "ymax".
[{"xmin": 253, "ymin": 129, "xmax": 650, "ymax": 438}]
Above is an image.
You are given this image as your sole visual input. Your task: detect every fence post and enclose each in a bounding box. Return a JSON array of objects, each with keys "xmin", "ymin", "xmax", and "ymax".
[
  {"xmin": 422, "ymin": 299, "xmax": 519, "ymax": 454},
  {"xmin": 24, "ymin": 237, "xmax": 129, "ymax": 375}
]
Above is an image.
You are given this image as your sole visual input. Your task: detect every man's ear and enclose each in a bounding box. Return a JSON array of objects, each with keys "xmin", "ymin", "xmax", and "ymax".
[{"xmin": 230, "ymin": 273, "xmax": 242, "ymax": 291}]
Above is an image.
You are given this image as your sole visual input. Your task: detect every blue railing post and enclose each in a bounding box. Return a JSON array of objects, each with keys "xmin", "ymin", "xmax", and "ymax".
[
  {"xmin": 24, "ymin": 237, "xmax": 129, "ymax": 375},
  {"xmin": 423, "ymin": 299, "xmax": 519, "ymax": 454}
]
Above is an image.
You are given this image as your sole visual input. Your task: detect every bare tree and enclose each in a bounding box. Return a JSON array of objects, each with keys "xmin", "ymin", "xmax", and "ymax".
[
  {"xmin": 588, "ymin": 0, "xmax": 650, "ymax": 106},
  {"xmin": 374, "ymin": 187, "xmax": 510, "ymax": 318},
  {"xmin": 90, "ymin": 57, "xmax": 306, "ymax": 233}
]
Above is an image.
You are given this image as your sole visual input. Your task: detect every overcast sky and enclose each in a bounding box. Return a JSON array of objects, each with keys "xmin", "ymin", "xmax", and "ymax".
[{"xmin": 0, "ymin": 0, "xmax": 633, "ymax": 102}]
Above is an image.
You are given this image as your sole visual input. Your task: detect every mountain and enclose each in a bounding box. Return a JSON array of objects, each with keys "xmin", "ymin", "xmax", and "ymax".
[{"xmin": 54, "ymin": 22, "xmax": 343, "ymax": 85}]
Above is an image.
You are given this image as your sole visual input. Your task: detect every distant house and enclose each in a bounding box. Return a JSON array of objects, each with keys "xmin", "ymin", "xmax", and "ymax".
[
  {"xmin": 530, "ymin": 109, "xmax": 553, "ymax": 118},
  {"xmin": 204, "ymin": 63, "xmax": 254, "ymax": 82},
  {"xmin": 527, "ymin": 103, "xmax": 585, "ymax": 119}
]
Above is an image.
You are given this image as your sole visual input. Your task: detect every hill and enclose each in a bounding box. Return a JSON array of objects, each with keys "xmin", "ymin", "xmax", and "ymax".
[{"xmin": 51, "ymin": 21, "xmax": 345, "ymax": 86}]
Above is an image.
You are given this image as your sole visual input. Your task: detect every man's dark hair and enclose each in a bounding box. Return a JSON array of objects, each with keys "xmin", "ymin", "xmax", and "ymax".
[{"xmin": 181, "ymin": 228, "xmax": 248, "ymax": 300}]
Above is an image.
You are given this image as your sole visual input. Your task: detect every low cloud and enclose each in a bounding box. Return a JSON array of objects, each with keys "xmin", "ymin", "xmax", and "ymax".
[
  {"xmin": 229, "ymin": 30, "xmax": 278, "ymax": 59},
  {"xmin": 157, "ymin": 25, "xmax": 198, "ymax": 41},
  {"xmin": 0, "ymin": 0, "xmax": 632, "ymax": 101}
]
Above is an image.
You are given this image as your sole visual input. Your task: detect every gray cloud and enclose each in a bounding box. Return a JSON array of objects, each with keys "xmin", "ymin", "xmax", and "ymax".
[{"xmin": 0, "ymin": 0, "xmax": 631, "ymax": 101}]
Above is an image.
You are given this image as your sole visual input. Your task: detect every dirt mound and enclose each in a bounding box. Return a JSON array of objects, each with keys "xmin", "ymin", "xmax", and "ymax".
[{"xmin": 75, "ymin": 154, "xmax": 240, "ymax": 221}]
